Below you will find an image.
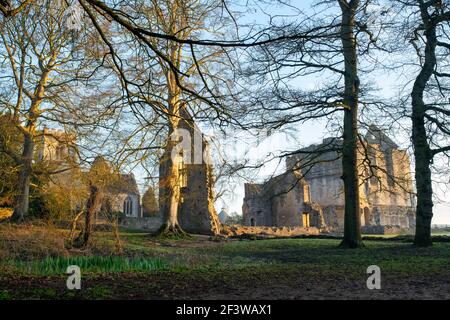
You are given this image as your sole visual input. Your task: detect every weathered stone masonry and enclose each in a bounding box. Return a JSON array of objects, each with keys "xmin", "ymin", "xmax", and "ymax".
[{"xmin": 243, "ymin": 126, "xmax": 416, "ymax": 232}]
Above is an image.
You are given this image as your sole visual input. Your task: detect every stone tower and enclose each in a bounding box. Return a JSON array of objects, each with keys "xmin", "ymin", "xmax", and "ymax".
[{"xmin": 36, "ymin": 128, "xmax": 78, "ymax": 164}]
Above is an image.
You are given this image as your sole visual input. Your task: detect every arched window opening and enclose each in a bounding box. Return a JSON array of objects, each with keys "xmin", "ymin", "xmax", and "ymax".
[{"xmin": 123, "ymin": 196, "xmax": 133, "ymax": 216}]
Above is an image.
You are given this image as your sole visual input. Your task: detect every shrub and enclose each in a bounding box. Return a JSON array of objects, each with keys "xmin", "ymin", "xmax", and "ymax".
[{"xmin": 0, "ymin": 207, "xmax": 13, "ymax": 220}]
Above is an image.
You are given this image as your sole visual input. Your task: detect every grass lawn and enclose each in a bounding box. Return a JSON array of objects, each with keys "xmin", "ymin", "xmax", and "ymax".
[{"xmin": 0, "ymin": 224, "xmax": 449, "ymax": 300}]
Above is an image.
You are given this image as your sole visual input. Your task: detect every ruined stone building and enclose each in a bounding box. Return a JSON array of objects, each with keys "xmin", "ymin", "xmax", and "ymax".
[
  {"xmin": 158, "ymin": 108, "xmax": 220, "ymax": 235},
  {"xmin": 242, "ymin": 126, "xmax": 416, "ymax": 232},
  {"xmin": 36, "ymin": 128, "xmax": 141, "ymax": 218}
]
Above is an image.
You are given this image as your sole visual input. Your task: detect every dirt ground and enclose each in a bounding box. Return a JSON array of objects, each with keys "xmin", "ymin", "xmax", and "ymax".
[{"xmin": 1, "ymin": 271, "xmax": 449, "ymax": 300}]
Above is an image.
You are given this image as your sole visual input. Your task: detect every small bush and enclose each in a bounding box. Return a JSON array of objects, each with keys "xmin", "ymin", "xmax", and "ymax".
[{"xmin": 0, "ymin": 207, "xmax": 13, "ymax": 220}]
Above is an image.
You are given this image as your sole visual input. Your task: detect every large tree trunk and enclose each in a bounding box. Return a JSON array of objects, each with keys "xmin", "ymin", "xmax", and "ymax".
[
  {"xmin": 158, "ymin": 136, "xmax": 184, "ymax": 236},
  {"xmin": 411, "ymin": 9, "xmax": 437, "ymax": 247},
  {"xmin": 11, "ymin": 132, "xmax": 34, "ymax": 222},
  {"xmin": 10, "ymin": 56, "xmax": 51, "ymax": 222},
  {"xmin": 412, "ymin": 125, "xmax": 433, "ymax": 247},
  {"xmin": 338, "ymin": 0, "xmax": 363, "ymax": 248},
  {"xmin": 74, "ymin": 184, "xmax": 103, "ymax": 247},
  {"xmin": 157, "ymin": 62, "xmax": 186, "ymax": 237}
]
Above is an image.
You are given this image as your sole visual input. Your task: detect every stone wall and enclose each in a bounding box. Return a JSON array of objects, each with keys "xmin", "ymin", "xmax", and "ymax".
[
  {"xmin": 321, "ymin": 205, "xmax": 345, "ymax": 229},
  {"xmin": 243, "ymin": 171, "xmax": 311, "ymax": 227},
  {"xmin": 242, "ymin": 184, "xmax": 271, "ymax": 226},
  {"xmin": 178, "ymin": 162, "xmax": 220, "ymax": 235},
  {"xmin": 222, "ymin": 225, "xmax": 320, "ymax": 238},
  {"xmin": 361, "ymin": 225, "xmax": 414, "ymax": 235},
  {"xmin": 120, "ymin": 216, "xmax": 163, "ymax": 232}
]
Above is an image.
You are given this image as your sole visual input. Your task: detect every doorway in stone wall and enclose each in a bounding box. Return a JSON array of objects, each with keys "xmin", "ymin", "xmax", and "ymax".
[
  {"xmin": 302, "ymin": 212, "xmax": 310, "ymax": 227},
  {"xmin": 250, "ymin": 218, "xmax": 255, "ymax": 226}
]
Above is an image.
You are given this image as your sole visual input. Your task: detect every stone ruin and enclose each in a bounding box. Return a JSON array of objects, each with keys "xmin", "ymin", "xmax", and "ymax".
[
  {"xmin": 242, "ymin": 125, "xmax": 416, "ymax": 234},
  {"xmin": 118, "ymin": 123, "xmax": 416, "ymax": 237}
]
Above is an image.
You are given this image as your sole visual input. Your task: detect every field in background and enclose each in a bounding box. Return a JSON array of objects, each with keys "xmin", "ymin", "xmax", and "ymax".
[{"xmin": 0, "ymin": 223, "xmax": 449, "ymax": 299}]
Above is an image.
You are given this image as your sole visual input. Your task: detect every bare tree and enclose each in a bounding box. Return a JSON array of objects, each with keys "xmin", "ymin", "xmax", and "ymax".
[
  {"xmin": 234, "ymin": 0, "xmax": 396, "ymax": 247},
  {"xmin": 391, "ymin": 0, "xmax": 450, "ymax": 246},
  {"xmin": 87, "ymin": 0, "xmax": 237, "ymax": 236},
  {"xmin": 0, "ymin": 1, "xmax": 115, "ymax": 221},
  {"xmin": 73, "ymin": 156, "xmax": 112, "ymax": 247},
  {"xmin": 0, "ymin": 0, "xmax": 32, "ymax": 17}
]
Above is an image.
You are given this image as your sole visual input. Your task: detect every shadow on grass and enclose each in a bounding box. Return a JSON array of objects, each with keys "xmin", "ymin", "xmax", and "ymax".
[{"xmin": 190, "ymin": 239, "xmax": 450, "ymax": 275}]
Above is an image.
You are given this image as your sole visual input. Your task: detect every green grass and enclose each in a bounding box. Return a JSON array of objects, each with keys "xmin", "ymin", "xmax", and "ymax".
[
  {"xmin": 7, "ymin": 255, "xmax": 168, "ymax": 275},
  {"xmin": 431, "ymin": 231, "xmax": 450, "ymax": 236},
  {"xmin": 1, "ymin": 225, "xmax": 449, "ymax": 278},
  {"xmin": 362, "ymin": 232, "xmax": 450, "ymax": 238},
  {"xmin": 181, "ymin": 238, "xmax": 450, "ymax": 276},
  {"xmin": 5, "ymin": 237, "xmax": 449, "ymax": 277},
  {"xmin": 1, "ymin": 224, "xmax": 449, "ymax": 300},
  {"xmin": 0, "ymin": 290, "xmax": 12, "ymax": 300}
]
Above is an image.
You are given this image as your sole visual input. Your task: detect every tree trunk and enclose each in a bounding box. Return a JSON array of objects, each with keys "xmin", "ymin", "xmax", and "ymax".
[
  {"xmin": 338, "ymin": 0, "xmax": 363, "ymax": 248},
  {"xmin": 411, "ymin": 9, "xmax": 437, "ymax": 247},
  {"xmin": 11, "ymin": 132, "xmax": 34, "ymax": 222},
  {"xmin": 158, "ymin": 137, "xmax": 184, "ymax": 236},
  {"xmin": 69, "ymin": 207, "xmax": 84, "ymax": 242},
  {"xmin": 413, "ymin": 143, "xmax": 433, "ymax": 246},
  {"xmin": 74, "ymin": 184, "xmax": 103, "ymax": 247},
  {"xmin": 157, "ymin": 67, "xmax": 185, "ymax": 237},
  {"xmin": 8, "ymin": 31, "xmax": 54, "ymax": 223}
]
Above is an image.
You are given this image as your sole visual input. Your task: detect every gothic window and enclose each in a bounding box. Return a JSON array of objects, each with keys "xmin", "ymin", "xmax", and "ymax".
[
  {"xmin": 52, "ymin": 146, "xmax": 61, "ymax": 160},
  {"xmin": 123, "ymin": 199, "xmax": 128, "ymax": 215},
  {"xmin": 123, "ymin": 196, "xmax": 133, "ymax": 216},
  {"xmin": 56, "ymin": 146, "xmax": 65, "ymax": 161},
  {"xmin": 363, "ymin": 207, "xmax": 370, "ymax": 226}
]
